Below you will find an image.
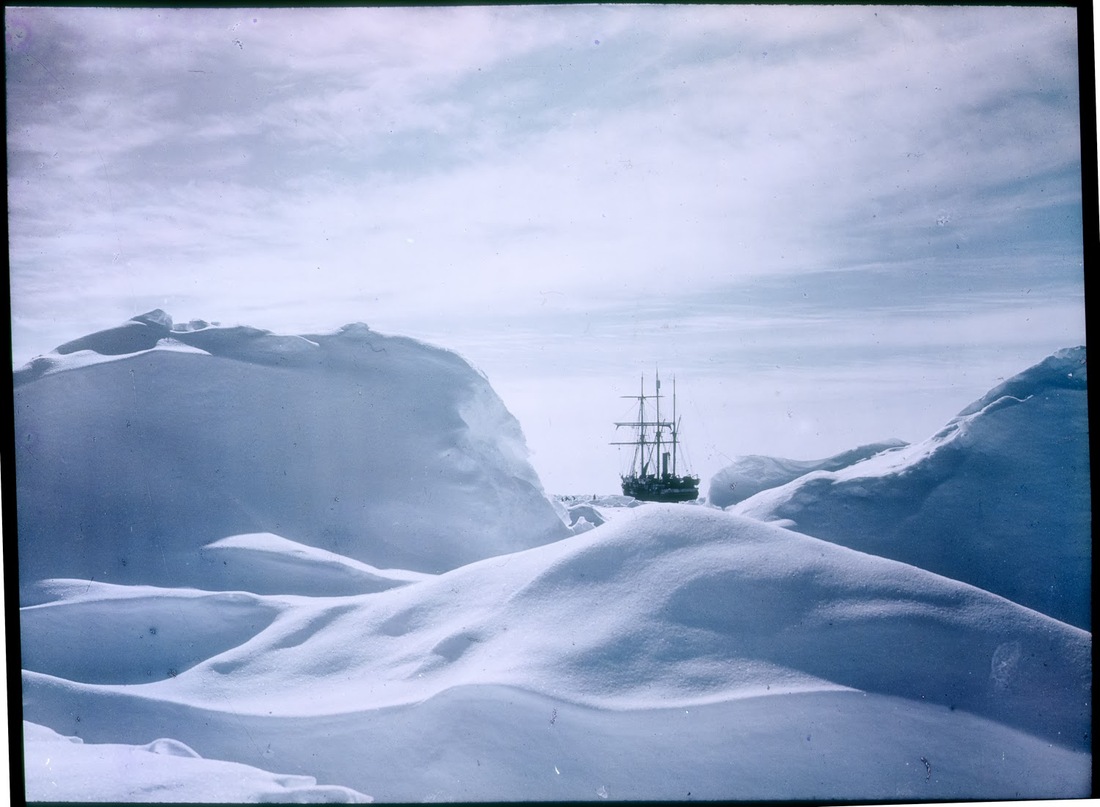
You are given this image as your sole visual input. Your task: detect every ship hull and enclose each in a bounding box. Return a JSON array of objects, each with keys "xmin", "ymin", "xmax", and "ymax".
[
  {"xmin": 613, "ymin": 373, "xmax": 698, "ymax": 503},
  {"xmin": 621, "ymin": 474, "xmax": 699, "ymax": 503}
]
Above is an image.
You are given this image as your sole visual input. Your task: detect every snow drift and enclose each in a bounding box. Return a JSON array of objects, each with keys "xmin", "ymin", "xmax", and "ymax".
[
  {"xmin": 14, "ymin": 325, "xmax": 1091, "ymax": 802},
  {"xmin": 708, "ymin": 439, "xmax": 908, "ymax": 508},
  {"xmin": 13, "ymin": 311, "xmax": 569, "ymax": 593},
  {"xmin": 732, "ymin": 347, "xmax": 1091, "ymax": 629},
  {"xmin": 24, "ymin": 721, "xmax": 372, "ymax": 803},
  {"xmin": 21, "ymin": 505, "xmax": 1090, "ymax": 801}
]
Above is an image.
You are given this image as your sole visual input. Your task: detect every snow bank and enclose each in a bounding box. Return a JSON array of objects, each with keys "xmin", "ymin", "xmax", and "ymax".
[
  {"xmin": 15, "ymin": 323, "xmax": 1090, "ymax": 801},
  {"xmin": 24, "ymin": 721, "xmax": 372, "ymax": 802},
  {"xmin": 20, "ymin": 581, "xmax": 279, "ymax": 685},
  {"xmin": 22, "ymin": 506, "xmax": 1090, "ymax": 800},
  {"xmin": 197, "ymin": 533, "xmax": 431, "ymax": 596},
  {"xmin": 733, "ymin": 347, "xmax": 1091, "ymax": 629},
  {"xmin": 707, "ymin": 439, "xmax": 908, "ymax": 507},
  {"xmin": 22, "ymin": 681, "xmax": 1088, "ymax": 803},
  {"xmin": 553, "ymin": 494, "xmax": 638, "ymax": 534},
  {"xmin": 13, "ymin": 312, "xmax": 569, "ymax": 592}
]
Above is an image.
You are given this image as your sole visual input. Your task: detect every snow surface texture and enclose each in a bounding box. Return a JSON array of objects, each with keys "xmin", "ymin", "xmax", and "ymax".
[
  {"xmin": 20, "ymin": 506, "xmax": 1091, "ymax": 801},
  {"xmin": 13, "ymin": 311, "xmax": 569, "ymax": 590},
  {"xmin": 707, "ymin": 439, "xmax": 909, "ymax": 508},
  {"xmin": 14, "ymin": 321, "xmax": 1092, "ymax": 801},
  {"xmin": 24, "ymin": 722, "xmax": 372, "ymax": 803},
  {"xmin": 732, "ymin": 347, "xmax": 1091, "ymax": 630}
]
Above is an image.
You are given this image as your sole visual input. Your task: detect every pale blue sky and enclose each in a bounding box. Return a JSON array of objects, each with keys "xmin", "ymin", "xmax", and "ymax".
[{"xmin": 7, "ymin": 5, "xmax": 1086, "ymax": 493}]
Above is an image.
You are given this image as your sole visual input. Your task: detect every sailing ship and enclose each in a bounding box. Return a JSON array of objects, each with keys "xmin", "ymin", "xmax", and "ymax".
[{"xmin": 612, "ymin": 372, "xmax": 700, "ymax": 502}]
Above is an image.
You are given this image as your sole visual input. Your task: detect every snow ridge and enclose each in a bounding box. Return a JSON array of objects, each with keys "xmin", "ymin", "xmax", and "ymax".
[
  {"xmin": 20, "ymin": 505, "xmax": 1091, "ymax": 801},
  {"xmin": 13, "ymin": 312, "xmax": 569, "ymax": 590},
  {"xmin": 14, "ymin": 324, "xmax": 1091, "ymax": 802},
  {"xmin": 733, "ymin": 346, "xmax": 1090, "ymax": 629},
  {"xmin": 708, "ymin": 439, "xmax": 908, "ymax": 507}
]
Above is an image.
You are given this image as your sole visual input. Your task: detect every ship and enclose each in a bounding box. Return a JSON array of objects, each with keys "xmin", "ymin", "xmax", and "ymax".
[{"xmin": 612, "ymin": 372, "xmax": 700, "ymax": 502}]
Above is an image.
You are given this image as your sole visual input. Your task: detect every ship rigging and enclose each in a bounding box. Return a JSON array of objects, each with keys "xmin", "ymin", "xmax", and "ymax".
[{"xmin": 612, "ymin": 372, "xmax": 699, "ymax": 502}]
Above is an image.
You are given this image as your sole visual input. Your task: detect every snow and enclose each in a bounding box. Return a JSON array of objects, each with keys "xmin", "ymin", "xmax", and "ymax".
[
  {"xmin": 13, "ymin": 311, "xmax": 569, "ymax": 587},
  {"xmin": 17, "ymin": 505, "xmax": 1092, "ymax": 800},
  {"xmin": 12, "ymin": 319, "xmax": 1092, "ymax": 801},
  {"xmin": 24, "ymin": 722, "xmax": 372, "ymax": 802},
  {"xmin": 730, "ymin": 346, "xmax": 1091, "ymax": 630},
  {"xmin": 707, "ymin": 439, "xmax": 909, "ymax": 508},
  {"xmin": 197, "ymin": 533, "xmax": 432, "ymax": 596}
]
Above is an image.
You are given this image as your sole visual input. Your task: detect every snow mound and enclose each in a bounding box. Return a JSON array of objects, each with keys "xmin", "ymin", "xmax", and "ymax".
[
  {"xmin": 15, "ymin": 326, "xmax": 1090, "ymax": 801},
  {"xmin": 21, "ymin": 505, "xmax": 1090, "ymax": 800},
  {"xmin": 20, "ymin": 581, "xmax": 279, "ymax": 685},
  {"xmin": 553, "ymin": 494, "xmax": 640, "ymax": 536},
  {"xmin": 708, "ymin": 439, "xmax": 908, "ymax": 507},
  {"xmin": 562, "ymin": 502, "xmax": 606, "ymax": 528},
  {"xmin": 733, "ymin": 347, "xmax": 1090, "ymax": 629},
  {"xmin": 197, "ymin": 533, "xmax": 432, "ymax": 596},
  {"xmin": 25, "ymin": 684, "xmax": 1086, "ymax": 802},
  {"xmin": 955, "ymin": 346, "xmax": 1087, "ymax": 415},
  {"xmin": 13, "ymin": 313, "xmax": 569, "ymax": 591},
  {"xmin": 24, "ymin": 721, "xmax": 373, "ymax": 803},
  {"xmin": 30, "ymin": 507, "xmax": 1091, "ymax": 737},
  {"xmin": 53, "ymin": 310, "xmax": 173, "ymax": 356}
]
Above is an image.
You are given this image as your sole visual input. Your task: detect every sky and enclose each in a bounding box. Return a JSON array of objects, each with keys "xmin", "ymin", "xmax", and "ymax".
[{"xmin": 6, "ymin": 5, "xmax": 1087, "ymax": 494}]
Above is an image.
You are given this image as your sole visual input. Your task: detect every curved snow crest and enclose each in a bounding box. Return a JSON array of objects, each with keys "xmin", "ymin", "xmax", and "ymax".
[
  {"xmin": 953, "ymin": 345, "xmax": 1086, "ymax": 417},
  {"xmin": 14, "ymin": 311, "xmax": 569, "ymax": 583},
  {"xmin": 733, "ymin": 346, "xmax": 1091, "ymax": 629},
  {"xmin": 13, "ymin": 308, "xmax": 507, "ymax": 382},
  {"xmin": 13, "ymin": 338, "xmax": 211, "ymax": 384},
  {"xmin": 198, "ymin": 533, "xmax": 433, "ymax": 596},
  {"xmin": 24, "ymin": 721, "xmax": 373, "ymax": 803},
  {"xmin": 708, "ymin": 439, "xmax": 909, "ymax": 508},
  {"xmin": 21, "ymin": 680, "xmax": 1089, "ymax": 802},
  {"xmin": 20, "ymin": 506, "xmax": 1090, "ymax": 800},
  {"xmin": 20, "ymin": 581, "xmax": 280, "ymax": 685},
  {"xmin": 14, "ymin": 310, "xmax": 435, "ymax": 382},
  {"xmin": 31, "ymin": 506, "xmax": 1085, "ymax": 750}
]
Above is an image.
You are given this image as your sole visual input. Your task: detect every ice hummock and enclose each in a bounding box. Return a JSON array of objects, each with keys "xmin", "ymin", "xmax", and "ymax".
[
  {"xmin": 13, "ymin": 326, "xmax": 1092, "ymax": 802},
  {"xmin": 13, "ymin": 312, "xmax": 570, "ymax": 591},
  {"xmin": 707, "ymin": 439, "xmax": 908, "ymax": 508},
  {"xmin": 24, "ymin": 722, "xmax": 373, "ymax": 803},
  {"xmin": 730, "ymin": 346, "xmax": 1090, "ymax": 629},
  {"xmin": 20, "ymin": 505, "xmax": 1091, "ymax": 801}
]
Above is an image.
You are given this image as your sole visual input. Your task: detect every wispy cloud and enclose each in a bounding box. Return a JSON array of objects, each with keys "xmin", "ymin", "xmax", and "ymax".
[{"xmin": 7, "ymin": 5, "xmax": 1084, "ymax": 491}]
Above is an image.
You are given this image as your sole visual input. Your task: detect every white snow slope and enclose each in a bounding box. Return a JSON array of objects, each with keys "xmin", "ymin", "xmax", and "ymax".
[
  {"xmin": 23, "ymin": 721, "xmax": 372, "ymax": 803},
  {"xmin": 732, "ymin": 347, "xmax": 1091, "ymax": 630},
  {"xmin": 708, "ymin": 439, "xmax": 909, "ymax": 508},
  {"xmin": 13, "ymin": 311, "xmax": 569, "ymax": 589},
  {"xmin": 13, "ymin": 324, "xmax": 1092, "ymax": 802},
  {"xmin": 20, "ymin": 506, "xmax": 1091, "ymax": 801}
]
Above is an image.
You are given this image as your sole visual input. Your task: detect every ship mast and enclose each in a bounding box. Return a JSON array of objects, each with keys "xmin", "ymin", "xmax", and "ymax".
[
  {"xmin": 672, "ymin": 375, "xmax": 678, "ymax": 477},
  {"xmin": 655, "ymin": 370, "xmax": 662, "ymax": 477},
  {"xmin": 612, "ymin": 373, "xmax": 673, "ymax": 479},
  {"xmin": 638, "ymin": 374, "xmax": 647, "ymax": 476},
  {"xmin": 611, "ymin": 371, "xmax": 699, "ymax": 502}
]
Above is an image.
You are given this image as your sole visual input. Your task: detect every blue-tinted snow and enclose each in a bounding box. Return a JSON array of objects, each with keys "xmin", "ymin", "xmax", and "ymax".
[
  {"xmin": 13, "ymin": 312, "xmax": 569, "ymax": 586},
  {"xmin": 731, "ymin": 346, "xmax": 1090, "ymax": 629},
  {"xmin": 13, "ymin": 318, "xmax": 1091, "ymax": 801}
]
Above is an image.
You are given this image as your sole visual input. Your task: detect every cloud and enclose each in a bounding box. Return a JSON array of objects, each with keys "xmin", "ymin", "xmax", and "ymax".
[
  {"xmin": 7, "ymin": 5, "xmax": 1086, "ymax": 491},
  {"xmin": 8, "ymin": 6, "xmax": 1080, "ymax": 291}
]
